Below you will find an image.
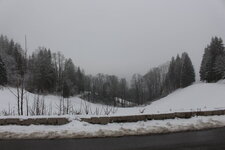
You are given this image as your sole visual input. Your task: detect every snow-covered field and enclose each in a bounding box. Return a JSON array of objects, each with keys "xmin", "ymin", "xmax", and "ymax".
[
  {"xmin": 1, "ymin": 82, "xmax": 225, "ymax": 117},
  {"xmin": 0, "ymin": 82, "xmax": 225, "ymax": 139},
  {"xmin": 133, "ymin": 81, "xmax": 225, "ymax": 115}
]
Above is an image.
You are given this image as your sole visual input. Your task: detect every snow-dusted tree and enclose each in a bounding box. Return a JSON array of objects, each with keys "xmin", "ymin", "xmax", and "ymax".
[
  {"xmin": 200, "ymin": 37, "xmax": 224, "ymax": 82},
  {"xmin": 165, "ymin": 57, "xmax": 176, "ymax": 92},
  {"xmin": 131, "ymin": 74, "xmax": 145, "ymax": 105},
  {"xmin": 144, "ymin": 67, "xmax": 161, "ymax": 101},
  {"xmin": 52, "ymin": 52, "xmax": 65, "ymax": 93},
  {"xmin": 0, "ymin": 35, "xmax": 28, "ymax": 115},
  {"xmin": 63, "ymin": 58, "xmax": 77, "ymax": 96},
  {"xmin": 0, "ymin": 55, "xmax": 7, "ymax": 85},
  {"xmin": 210, "ymin": 37, "xmax": 224, "ymax": 81},
  {"xmin": 174, "ymin": 55, "xmax": 182, "ymax": 88},
  {"xmin": 107, "ymin": 75, "xmax": 119, "ymax": 105},
  {"xmin": 28, "ymin": 48, "xmax": 56, "ymax": 93},
  {"xmin": 118, "ymin": 78, "xmax": 128, "ymax": 106},
  {"xmin": 90, "ymin": 73, "xmax": 105, "ymax": 102},
  {"xmin": 76, "ymin": 67, "xmax": 85, "ymax": 93},
  {"xmin": 180, "ymin": 52, "xmax": 195, "ymax": 88},
  {"xmin": 0, "ymin": 35, "xmax": 18, "ymax": 85},
  {"xmin": 200, "ymin": 47, "xmax": 210, "ymax": 81},
  {"xmin": 214, "ymin": 54, "xmax": 225, "ymax": 79}
]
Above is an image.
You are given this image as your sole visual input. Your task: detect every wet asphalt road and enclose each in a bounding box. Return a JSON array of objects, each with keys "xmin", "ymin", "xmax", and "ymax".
[{"xmin": 0, "ymin": 127, "xmax": 225, "ymax": 150}]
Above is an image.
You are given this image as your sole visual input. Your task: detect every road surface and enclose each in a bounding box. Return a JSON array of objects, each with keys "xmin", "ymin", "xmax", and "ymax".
[{"xmin": 0, "ymin": 127, "xmax": 225, "ymax": 150}]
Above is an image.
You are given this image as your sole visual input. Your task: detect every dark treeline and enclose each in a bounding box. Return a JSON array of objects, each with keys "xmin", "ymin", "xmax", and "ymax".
[
  {"xmin": 129, "ymin": 52, "xmax": 195, "ymax": 105},
  {"xmin": 0, "ymin": 35, "xmax": 86, "ymax": 98},
  {"xmin": 0, "ymin": 34, "xmax": 198, "ymax": 106}
]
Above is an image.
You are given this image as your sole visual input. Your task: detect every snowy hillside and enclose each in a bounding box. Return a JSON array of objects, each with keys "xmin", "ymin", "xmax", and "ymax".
[
  {"xmin": 0, "ymin": 88, "xmax": 103, "ymax": 116},
  {"xmin": 108, "ymin": 82, "xmax": 225, "ymax": 116},
  {"xmin": 0, "ymin": 82, "xmax": 225, "ymax": 117},
  {"xmin": 0, "ymin": 82, "xmax": 225, "ymax": 139},
  {"xmin": 135, "ymin": 82, "xmax": 225, "ymax": 114}
]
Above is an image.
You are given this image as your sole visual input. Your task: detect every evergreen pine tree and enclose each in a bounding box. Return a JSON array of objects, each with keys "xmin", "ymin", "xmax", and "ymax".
[
  {"xmin": 210, "ymin": 37, "xmax": 224, "ymax": 81},
  {"xmin": 166, "ymin": 57, "xmax": 176, "ymax": 91},
  {"xmin": 0, "ymin": 55, "xmax": 7, "ymax": 85},
  {"xmin": 174, "ymin": 54, "xmax": 182, "ymax": 88},
  {"xmin": 29, "ymin": 48, "xmax": 56, "ymax": 92},
  {"xmin": 63, "ymin": 58, "xmax": 77, "ymax": 95},
  {"xmin": 180, "ymin": 52, "xmax": 195, "ymax": 88},
  {"xmin": 200, "ymin": 47, "xmax": 210, "ymax": 81},
  {"xmin": 77, "ymin": 67, "xmax": 84, "ymax": 93},
  {"xmin": 200, "ymin": 37, "xmax": 224, "ymax": 82},
  {"xmin": 214, "ymin": 54, "xmax": 225, "ymax": 79}
]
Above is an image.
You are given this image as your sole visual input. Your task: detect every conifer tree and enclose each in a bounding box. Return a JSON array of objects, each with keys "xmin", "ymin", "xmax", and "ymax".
[
  {"xmin": 63, "ymin": 58, "xmax": 77, "ymax": 95},
  {"xmin": 174, "ymin": 54, "xmax": 182, "ymax": 88},
  {"xmin": 180, "ymin": 52, "xmax": 195, "ymax": 88},
  {"xmin": 0, "ymin": 55, "xmax": 7, "ymax": 85},
  {"xmin": 200, "ymin": 47, "xmax": 210, "ymax": 81},
  {"xmin": 214, "ymin": 54, "xmax": 225, "ymax": 79},
  {"xmin": 166, "ymin": 57, "xmax": 176, "ymax": 91},
  {"xmin": 200, "ymin": 37, "xmax": 224, "ymax": 82},
  {"xmin": 77, "ymin": 67, "xmax": 85, "ymax": 93}
]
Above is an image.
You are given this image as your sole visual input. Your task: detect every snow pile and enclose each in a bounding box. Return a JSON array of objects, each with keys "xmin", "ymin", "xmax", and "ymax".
[{"xmin": 0, "ymin": 115, "xmax": 225, "ymax": 139}]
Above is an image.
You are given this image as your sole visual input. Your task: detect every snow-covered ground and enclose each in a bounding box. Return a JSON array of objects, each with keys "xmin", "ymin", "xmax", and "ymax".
[
  {"xmin": 0, "ymin": 87, "xmax": 103, "ymax": 116},
  {"xmin": 124, "ymin": 82, "xmax": 225, "ymax": 115},
  {"xmin": 0, "ymin": 82, "xmax": 225, "ymax": 139},
  {"xmin": 1, "ymin": 82, "xmax": 225, "ymax": 117}
]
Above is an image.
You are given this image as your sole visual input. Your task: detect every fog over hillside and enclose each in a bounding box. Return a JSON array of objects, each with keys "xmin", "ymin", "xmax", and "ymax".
[{"xmin": 0, "ymin": 0, "xmax": 225, "ymax": 79}]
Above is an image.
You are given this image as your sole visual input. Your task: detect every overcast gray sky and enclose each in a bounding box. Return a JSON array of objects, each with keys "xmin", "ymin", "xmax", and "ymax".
[{"xmin": 0, "ymin": 0, "xmax": 225, "ymax": 80}]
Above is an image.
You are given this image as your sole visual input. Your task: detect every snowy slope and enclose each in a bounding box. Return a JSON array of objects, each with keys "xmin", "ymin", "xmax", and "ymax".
[
  {"xmin": 131, "ymin": 82, "xmax": 225, "ymax": 114},
  {"xmin": 0, "ymin": 82, "xmax": 225, "ymax": 116},
  {"xmin": 114, "ymin": 82, "xmax": 225, "ymax": 116},
  {"xmin": 0, "ymin": 82, "xmax": 225, "ymax": 139},
  {"xmin": 0, "ymin": 88, "xmax": 103, "ymax": 116}
]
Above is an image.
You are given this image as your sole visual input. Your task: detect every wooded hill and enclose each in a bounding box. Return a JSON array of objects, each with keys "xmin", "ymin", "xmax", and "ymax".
[{"xmin": 2, "ymin": 35, "xmax": 223, "ymax": 106}]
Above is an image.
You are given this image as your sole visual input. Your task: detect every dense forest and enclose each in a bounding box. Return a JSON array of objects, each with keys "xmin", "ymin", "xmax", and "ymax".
[{"xmin": 1, "ymin": 35, "xmax": 223, "ymax": 107}]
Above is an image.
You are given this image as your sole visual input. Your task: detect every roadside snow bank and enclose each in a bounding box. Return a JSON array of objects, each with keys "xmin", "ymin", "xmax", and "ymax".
[{"xmin": 0, "ymin": 115, "xmax": 225, "ymax": 139}]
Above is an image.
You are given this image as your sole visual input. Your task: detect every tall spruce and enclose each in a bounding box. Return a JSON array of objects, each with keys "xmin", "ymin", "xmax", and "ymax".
[
  {"xmin": 0, "ymin": 55, "xmax": 7, "ymax": 85},
  {"xmin": 200, "ymin": 37, "xmax": 224, "ymax": 82},
  {"xmin": 214, "ymin": 54, "xmax": 225, "ymax": 79},
  {"xmin": 174, "ymin": 55, "xmax": 182, "ymax": 88},
  {"xmin": 200, "ymin": 47, "xmax": 210, "ymax": 81},
  {"xmin": 166, "ymin": 57, "xmax": 176, "ymax": 92},
  {"xmin": 28, "ymin": 48, "xmax": 56, "ymax": 93},
  {"xmin": 63, "ymin": 58, "xmax": 77, "ymax": 95},
  {"xmin": 77, "ymin": 67, "xmax": 85, "ymax": 93},
  {"xmin": 180, "ymin": 52, "xmax": 195, "ymax": 88}
]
